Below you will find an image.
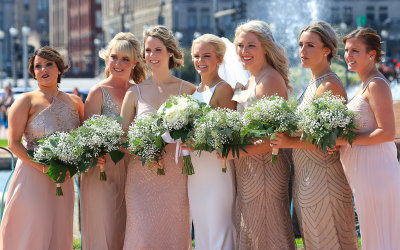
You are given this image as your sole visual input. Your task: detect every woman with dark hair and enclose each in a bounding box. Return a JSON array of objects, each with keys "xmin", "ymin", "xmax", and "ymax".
[
  {"xmin": 121, "ymin": 25, "xmax": 195, "ymax": 249},
  {"xmin": 338, "ymin": 27, "xmax": 400, "ymax": 249},
  {"xmin": 270, "ymin": 21, "xmax": 358, "ymax": 249},
  {"xmin": 0, "ymin": 46, "xmax": 84, "ymax": 249}
]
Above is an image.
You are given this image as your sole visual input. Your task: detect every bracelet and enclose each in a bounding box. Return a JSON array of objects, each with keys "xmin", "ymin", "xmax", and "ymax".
[{"xmin": 42, "ymin": 166, "xmax": 45, "ymax": 173}]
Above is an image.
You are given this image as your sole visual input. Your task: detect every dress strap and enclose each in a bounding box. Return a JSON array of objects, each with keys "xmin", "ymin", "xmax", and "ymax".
[
  {"xmin": 361, "ymin": 76, "xmax": 388, "ymax": 94},
  {"xmin": 135, "ymin": 84, "xmax": 143, "ymax": 99},
  {"xmin": 178, "ymin": 80, "xmax": 184, "ymax": 95}
]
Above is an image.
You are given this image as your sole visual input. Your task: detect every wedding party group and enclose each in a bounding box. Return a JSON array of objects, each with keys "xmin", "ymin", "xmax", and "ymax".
[{"xmin": 0, "ymin": 19, "xmax": 399, "ymax": 250}]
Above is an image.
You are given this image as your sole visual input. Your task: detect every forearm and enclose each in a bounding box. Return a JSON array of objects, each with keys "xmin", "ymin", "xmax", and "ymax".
[
  {"xmin": 347, "ymin": 128, "xmax": 394, "ymax": 146},
  {"xmin": 8, "ymin": 141, "xmax": 47, "ymax": 172}
]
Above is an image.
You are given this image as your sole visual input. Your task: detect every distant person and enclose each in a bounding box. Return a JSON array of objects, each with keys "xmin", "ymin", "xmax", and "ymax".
[
  {"xmin": 72, "ymin": 87, "xmax": 84, "ymax": 101},
  {"xmin": 0, "ymin": 46, "xmax": 84, "ymax": 249},
  {"xmin": 0, "ymin": 85, "xmax": 14, "ymax": 127}
]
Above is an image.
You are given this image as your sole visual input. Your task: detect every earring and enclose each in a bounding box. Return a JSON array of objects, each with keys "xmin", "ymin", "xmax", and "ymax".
[
  {"xmin": 169, "ymin": 54, "xmax": 173, "ymax": 57},
  {"xmin": 217, "ymin": 63, "xmax": 221, "ymax": 67},
  {"xmin": 369, "ymin": 57, "xmax": 372, "ymax": 60},
  {"xmin": 323, "ymin": 54, "xmax": 327, "ymax": 57}
]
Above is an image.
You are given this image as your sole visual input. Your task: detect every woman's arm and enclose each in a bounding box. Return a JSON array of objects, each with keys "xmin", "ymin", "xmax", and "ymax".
[
  {"xmin": 84, "ymin": 85, "xmax": 103, "ymax": 120},
  {"xmin": 7, "ymin": 95, "xmax": 48, "ymax": 172},
  {"xmin": 212, "ymin": 82, "xmax": 237, "ymax": 110}
]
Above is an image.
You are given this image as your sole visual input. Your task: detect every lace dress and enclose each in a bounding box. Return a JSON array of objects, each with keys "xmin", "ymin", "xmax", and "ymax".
[
  {"xmin": 232, "ymin": 79, "xmax": 295, "ymax": 250},
  {"xmin": 293, "ymin": 72, "xmax": 358, "ymax": 249},
  {"xmin": 123, "ymin": 82, "xmax": 192, "ymax": 249},
  {"xmin": 340, "ymin": 77, "xmax": 400, "ymax": 250},
  {"xmin": 188, "ymin": 82, "xmax": 236, "ymax": 250},
  {"xmin": 0, "ymin": 93, "xmax": 80, "ymax": 250},
  {"xmin": 80, "ymin": 87, "xmax": 128, "ymax": 250}
]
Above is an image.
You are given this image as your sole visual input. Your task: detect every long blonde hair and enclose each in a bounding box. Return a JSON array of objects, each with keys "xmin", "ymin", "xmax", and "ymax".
[
  {"xmin": 234, "ymin": 20, "xmax": 290, "ymax": 89},
  {"xmin": 99, "ymin": 32, "xmax": 147, "ymax": 83},
  {"xmin": 191, "ymin": 34, "xmax": 226, "ymax": 61}
]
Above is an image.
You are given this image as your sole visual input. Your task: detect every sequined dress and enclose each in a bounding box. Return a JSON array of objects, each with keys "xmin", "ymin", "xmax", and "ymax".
[
  {"xmin": 340, "ymin": 77, "xmax": 400, "ymax": 250},
  {"xmin": 293, "ymin": 72, "xmax": 358, "ymax": 249},
  {"xmin": 123, "ymin": 82, "xmax": 192, "ymax": 249},
  {"xmin": 0, "ymin": 93, "xmax": 80, "ymax": 250},
  {"xmin": 232, "ymin": 79, "xmax": 295, "ymax": 250},
  {"xmin": 80, "ymin": 86, "xmax": 128, "ymax": 250},
  {"xmin": 188, "ymin": 82, "xmax": 236, "ymax": 250}
]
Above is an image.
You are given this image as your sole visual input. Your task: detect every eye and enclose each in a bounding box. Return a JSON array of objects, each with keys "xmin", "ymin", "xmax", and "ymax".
[
  {"xmin": 35, "ymin": 64, "xmax": 41, "ymax": 69},
  {"xmin": 145, "ymin": 49, "xmax": 151, "ymax": 52},
  {"xmin": 46, "ymin": 62, "xmax": 53, "ymax": 67},
  {"xmin": 298, "ymin": 43, "xmax": 303, "ymax": 47},
  {"xmin": 249, "ymin": 45, "xmax": 256, "ymax": 48},
  {"xmin": 308, "ymin": 44, "xmax": 314, "ymax": 47},
  {"xmin": 204, "ymin": 55, "xmax": 210, "ymax": 58},
  {"xmin": 156, "ymin": 48, "xmax": 162, "ymax": 52},
  {"xmin": 110, "ymin": 55, "xmax": 117, "ymax": 59},
  {"xmin": 123, "ymin": 58, "xmax": 130, "ymax": 61},
  {"xmin": 238, "ymin": 44, "xmax": 244, "ymax": 48}
]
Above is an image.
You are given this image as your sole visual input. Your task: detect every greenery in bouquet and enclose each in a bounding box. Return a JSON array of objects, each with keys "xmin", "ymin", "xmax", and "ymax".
[
  {"xmin": 75, "ymin": 115, "xmax": 125, "ymax": 181},
  {"xmin": 242, "ymin": 94, "xmax": 298, "ymax": 162},
  {"xmin": 297, "ymin": 91, "xmax": 358, "ymax": 153},
  {"xmin": 191, "ymin": 107, "xmax": 251, "ymax": 172},
  {"xmin": 127, "ymin": 113, "xmax": 167, "ymax": 175},
  {"xmin": 29, "ymin": 131, "xmax": 84, "ymax": 196},
  {"xmin": 157, "ymin": 95, "xmax": 206, "ymax": 175}
]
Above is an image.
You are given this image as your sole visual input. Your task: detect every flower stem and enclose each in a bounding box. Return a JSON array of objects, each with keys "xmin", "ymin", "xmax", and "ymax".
[
  {"xmin": 271, "ymin": 148, "xmax": 279, "ymax": 163},
  {"xmin": 221, "ymin": 159, "xmax": 227, "ymax": 173},
  {"xmin": 100, "ymin": 171, "xmax": 107, "ymax": 181},
  {"xmin": 56, "ymin": 183, "xmax": 63, "ymax": 196},
  {"xmin": 182, "ymin": 155, "xmax": 195, "ymax": 175},
  {"xmin": 157, "ymin": 168, "xmax": 165, "ymax": 175}
]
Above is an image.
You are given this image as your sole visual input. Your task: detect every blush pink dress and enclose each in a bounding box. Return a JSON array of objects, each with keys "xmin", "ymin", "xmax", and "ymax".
[
  {"xmin": 0, "ymin": 93, "xmax": 80, "ymax": 250},
  {"xmin": 123, "ymin": 82, "xmax": 192, "ymax": 249},
  {"xmin": 80, "ymin": 87, "xmax": 128, "ymax": 250},
  {"xmin": 340, "ymin": 77, "xmax": 400, "ymax": 250}
]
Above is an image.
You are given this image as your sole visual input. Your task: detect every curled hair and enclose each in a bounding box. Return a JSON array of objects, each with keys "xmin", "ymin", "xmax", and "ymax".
[
  {"xmin": 234, "ymin": 20, "xmax": 290, "ymax": 89},
  {"xmin": 342, "ymin": 27, "xmax": 383, "ymax": 63},
  {"xmin": 191, "ymin": 34, "xmax": 226, "ymax": 61},
  {"xmin": 300, "ymin": 21, "xmax": 339, "ymax": 63},
  {"xmin": 143, "ymin": 25, "xmax": 184, "ymax": 69},
  {"xmin": 28, "ymin": 46, "xmax": 69, "ymax": 83},
  {"xmin": 99, "ymin": 32, "xmax": 147, "ymax": 83}
]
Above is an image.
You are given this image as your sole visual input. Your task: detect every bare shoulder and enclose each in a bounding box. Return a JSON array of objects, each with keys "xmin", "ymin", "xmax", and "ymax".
[
  {"xmin": 317, "ymin": 74, "xmax": 346, "ymax": 98},
  {"xmin": 11, "ymin": 92, "xmax": 33, "ymax": 109},
  {"xmin": 181, "ymin": 80, "xmax": 196, "ymax": 95},
  {"xmin": 258, "ymin": 69, "xmax": 287, "ymax": 98},
  {"xmin": 215, "ymin": 81, "xmax": 234, "ymax": 94},
  {"xmin": 367, "ymin": 77, "xmax": 392, "ymax": 97}
]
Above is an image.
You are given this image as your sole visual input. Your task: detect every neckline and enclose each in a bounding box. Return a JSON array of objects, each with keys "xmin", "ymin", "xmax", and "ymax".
[
  {"xmin": 196, "ymin": 80, "xmax": 223, "ymax": 93},
  {"xmin": 38, "ymin": 89, "xmax": 59, "ymax": 99},
  {"xmin": 310, "ymin": 71, "xmax": 334, "ymax": 83},
  {"xmin": 101, "ymin": 87, "xmax": 122, "ymax": 107}
]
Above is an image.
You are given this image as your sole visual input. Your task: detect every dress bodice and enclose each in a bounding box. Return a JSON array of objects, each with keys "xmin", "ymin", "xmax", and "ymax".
[
  {"xmin": 297, "ymin": 72, "xmax": 339, "ymax": 111},
  {"xmin": 232, "ymin": 78, "xmax": 258, "ymax": 113},
  {"xmin": 192, "ymin": 81, "xmax": 223, "ymax": 105},
  {"xmin": 134, "ymin": 81, "xmax": 183, "ymax": 117},
  {"xmin": 347, "ymin": 77, "xmax": 385, "ymax": 134},
  {"xmin": 23, "ymin": 93, "xmax": 80, "ymax": 150},
  {"xmin": 100, "ymin": 86, "xmax": 121, "ymax": 119}
]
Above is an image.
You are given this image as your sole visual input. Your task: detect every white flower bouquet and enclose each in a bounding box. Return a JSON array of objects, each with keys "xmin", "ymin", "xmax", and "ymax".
[
  {"xmin": 191, "ymin": 107, "xmax": 251, "ymax": 172},
  {"xmin": 29, "ymin": 131, "xmax": 83, "ymax": 196},
  {"xmin": 75, "ymin": 115, "xmax": 125, "ymax": 181},
  {"xmin": 126, "ymin": 113, "xmax": 167, "ymax": 175},
  {"xmin": 157, "ymin": 95, "xmax": 205, "ymax": 175},
  {"xmin": 297, "ymin": 91, "xmax": 358, "ymax": 152},
  {"xmin": 242, "ymin": 95, "xmax": 298, "ymax": 162}
]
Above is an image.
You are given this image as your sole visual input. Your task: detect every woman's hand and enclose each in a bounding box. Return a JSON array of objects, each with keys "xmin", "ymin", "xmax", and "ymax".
[
  {"xmin": 181, "ymin": 142, "xmax": 193, "ymax": 152},
  {"xmin": 96, "ymin": 155, "xmax": 106, "ymax": 167},
  {"xmin": 269, "ymin": 132, "xmax": 293, "ymax": 149}
]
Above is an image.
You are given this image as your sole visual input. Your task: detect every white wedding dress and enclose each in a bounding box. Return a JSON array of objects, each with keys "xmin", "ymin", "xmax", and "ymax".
[{"xmin": 188, "ymin": 82, "xmax": 237, "ymax": 250}]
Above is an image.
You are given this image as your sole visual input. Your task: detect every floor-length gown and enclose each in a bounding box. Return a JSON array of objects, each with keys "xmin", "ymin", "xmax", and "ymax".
[
  {"xmin": 293, "ymin": 72, "xmax": 358, "ymax": 250},
  {"xmin": 188, "ymin": 82, "xmax": 236, "ymax": 250},
  {"xmin": 340, "ymin": 77, "xmax": 400, "ymax": 250},
  {"xmin": 80, "ymin": 87, "xmax": 128, "ymax": 250},
  {"xmin": 0, "ymin": 93, "xmax": 80, "ymax": 250},
  {"xmin": 233, "ymin": 79, "xmax": 295, "ymax": 250},
  {"xmin": 123, "ymin": 82, "xmax": 191, "ymax": 249}
]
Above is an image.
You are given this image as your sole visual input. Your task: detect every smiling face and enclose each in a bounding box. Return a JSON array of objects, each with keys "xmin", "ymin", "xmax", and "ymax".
[
  {"xmin": 298, "ymin": 31, "xmax": 330, "ymax": 69},
  {"xmin": 108, "ymin": 47, "xmax": 136, "ymax": 78},
  {"xmin": 236, "ymin": 31, "xmax": 266, "ymax": 70},
  {"xmin": 144, "ymin": 36, "xmax": 171, "ymax": 70},
  {"xmin": 33, "ymin": 56, "xmax": 59, "ymax": 86},
  {"xmin": 344, "ymin": 37, "xmax": 375, "ymax": 72},
  {"xmin": 192, "ymin": 42, "xmax": 221, "ymax": 77}
]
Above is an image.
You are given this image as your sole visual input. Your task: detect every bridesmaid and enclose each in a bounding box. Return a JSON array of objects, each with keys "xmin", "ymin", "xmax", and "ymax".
[
  {"xmin": 80, "ymin": 32, "xmax": 146, "ymax": 250},
  {"xmin": 120, "ymin": 25, "xmax": 196, "ymax": 249},
  {"xmin": 338, "ymin": 27, "xmax": 400, "ymax": 249},
  {"xmin": 231, "ymin": 20, "xmax": 295, "ymax": 250},
  {"xmin": 0, "ymin": 46, "xmax": 84, "ymax": 249},
  {"xmin": 188, "ymin": 34, "xmax": 236, "ymax": 250},
  {"xmin": 271, "ymin": 21, "xmax": 359, "ymax": 250}
]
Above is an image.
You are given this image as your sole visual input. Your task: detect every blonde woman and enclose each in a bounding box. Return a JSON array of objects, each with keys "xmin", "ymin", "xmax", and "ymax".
[
  {"xmin": 188, "ymin": 34, "xmax": 237, "ymax": 250},
  {"xmin": 80, "ymin": 32, "xmax": 146, "ymax": 250},
  {"xmin": 232, "ymin": 20, "xmax": 295, "ymax": 249},
  {"xmin": 270, "ymin": 21, "xmax": 359, "ymax": 249},
  {"xmin": 121, "ymin": 26, "xmax": 196, "ymax": 249}
]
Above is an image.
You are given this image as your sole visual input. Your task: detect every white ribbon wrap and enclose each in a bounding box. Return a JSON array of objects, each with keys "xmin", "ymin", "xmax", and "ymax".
[{"xmin": 161, "ymin": 131, "xmax": 190, "ymax": 165}]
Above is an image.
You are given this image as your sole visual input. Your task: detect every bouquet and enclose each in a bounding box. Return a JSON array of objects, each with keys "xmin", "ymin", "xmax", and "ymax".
[
  {"xmin": 75, "ymin": 115, "xmax": 125, "ymax": 181},
  {"xmin": 157, "ymin": 95, "xmax": 205, "ymax": 175},
  {"xmin": 242, "ymin": 95, "xmax": 298, "ymax": 162},
  {"xmin": 126, "ymin": 113, "xmax": 167, "ymax": 175},
  {"xmin": 296, "ymin": 91, "xmax": 358, "ymax": 152},
  {"xmin": 29, "ymin": 131, "xmax": 83, "ymax": 196},
  {"xmin": 191, "ymin": 107, "xmax": 251, "ymax": 172}
]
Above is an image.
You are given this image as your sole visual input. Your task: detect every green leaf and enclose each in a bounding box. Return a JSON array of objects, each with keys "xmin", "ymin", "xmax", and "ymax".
[
  {"xmin": 91, "ymin": 157, "xmax": 98, "ymax": 168},
  {"xmin": 109, "ymin": 150, "xmax": 125, "ymax": 164},
  {"xmin": 50, "ymin": 139, "xmax": 58, "ymax": 147},
  {"xmin": 116, "ymin": 116, "xmax": 123, "ymax": 123},
  {"xmin": 270, "ymin": 132, "xmax": 276, "ymax": 140},
  {"xmin": 165, "ymin": 102, "xmax": 172, "ymax": 108},
  {"xmin": 27, "ymin": 150, "xmax": 35, "ymax": 159}
]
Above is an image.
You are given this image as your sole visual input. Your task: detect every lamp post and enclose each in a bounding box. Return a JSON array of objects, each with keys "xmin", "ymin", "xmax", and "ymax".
[
  {"xmin": 93, "ymin": 38, "xmax": 101, "ymax": 77},
  {"xmin": 22, "ymin": 26, "xmax": 30, "ymax": 91},
  {"xmin": 9, "ymin": 27, "xmax": 18, "ymax": 87},
  {"xmin": 0, "ymin": 30, "xmax": 4, "ymax": 88},
  {"xmin": 381, "ymin": 30, "xmax": 388, "ymax": 63}
]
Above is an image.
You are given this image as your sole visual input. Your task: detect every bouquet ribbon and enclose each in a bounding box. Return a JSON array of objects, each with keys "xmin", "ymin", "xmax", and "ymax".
[{"xmin": 161, "ymin": 131, "xmax": 190, "ymax": 165}]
